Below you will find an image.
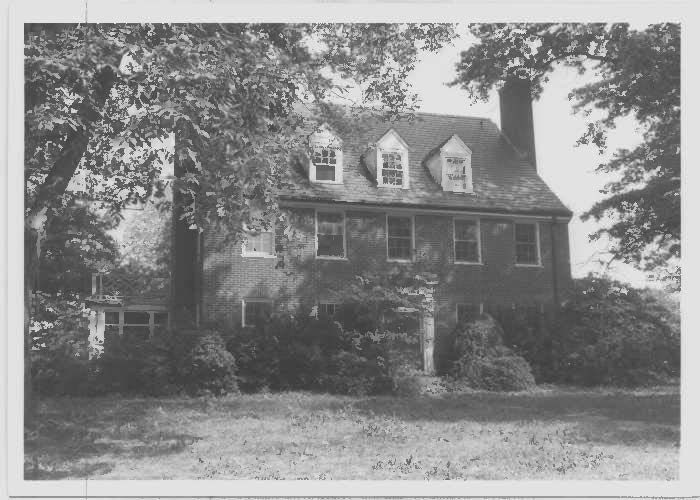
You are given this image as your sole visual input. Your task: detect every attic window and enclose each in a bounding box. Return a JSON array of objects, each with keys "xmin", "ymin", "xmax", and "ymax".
[
  {"xmin": 312, "ymin": 147, "xmax": 339, "ymax": 182},
  {"xmin": 364, "ymin": 129, "xmax": 410, "ymax": 189},
  {"xmin": 308, "ymin": 125, "xmax": 343, "ymax": 184},
  {"xmin": 381, "ymin": 152, "xmax": 404, "ymax": 186},
  {"xmin": 426, "ymin": 134, "xmax": 473, "ymax": 193}
]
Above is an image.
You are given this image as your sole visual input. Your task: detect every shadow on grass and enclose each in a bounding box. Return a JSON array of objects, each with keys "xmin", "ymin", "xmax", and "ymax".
[
  {"xmin": 24, "ymin": 398, "xmax": 202, "ymax": 480},
  {"xmin": 349, "ymin": 388, "xmax": 680, "ymax": 447}
]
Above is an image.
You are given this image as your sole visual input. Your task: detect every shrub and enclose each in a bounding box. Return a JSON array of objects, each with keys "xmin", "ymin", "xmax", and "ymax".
[
  {"xmin": 225, "ymin": 310, "xmax": 397, "ymax": 395},
  {"xmin": 33, "ymin": 325, "xmax": 239, "ymax": 397},
  {"xmin": 31, "ymin": 351, "xmax": 92, "ymax": 396},
  {"xmin": 552, "ymin": 276, "xmax": 680, "ymax": 386},
  {"xmin": 91, "ymin": 331, "xmax": 177, "ymax": 396},
  {"xmin": 450, "ymin": 315, "xmax": 536, "ymax": 391},
  {"xmin": 317, "ymin": 350, "xmax": 392, "ymax": 396},
  {"xmin": 488, "ymin": 276, "xmax": 680, "ymax": 387},
  {"xmin": 176, "ymin": 328, "xmax": 239, "ymax": 396}
]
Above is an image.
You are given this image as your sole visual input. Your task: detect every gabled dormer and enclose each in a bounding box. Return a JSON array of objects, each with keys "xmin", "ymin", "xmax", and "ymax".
[
  {"xmin": 363, "ymin": 129, "xmax": 410, "ymax": 189},
  {"xmin": 426, "ymin": 134, "xmax": 473, "ymax": 193},
  {"xmin": 306, "ymin": 124, "xmax": 343, "ymax": 184}
]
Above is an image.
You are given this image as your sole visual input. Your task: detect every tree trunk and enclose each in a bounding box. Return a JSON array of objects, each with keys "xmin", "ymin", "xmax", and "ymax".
[{"xmin": 23, "ymin": 63, "xmax": 118, "ymax": 421}]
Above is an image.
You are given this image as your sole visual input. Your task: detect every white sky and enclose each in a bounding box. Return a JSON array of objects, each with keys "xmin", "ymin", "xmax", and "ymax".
[{"xmin": 404, "ymin": 31, "xmax": 653, "ymax": 288}]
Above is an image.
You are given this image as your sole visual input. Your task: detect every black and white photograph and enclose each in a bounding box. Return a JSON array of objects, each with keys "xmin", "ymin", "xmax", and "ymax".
[{"xmin": 3, "ymin": 1, "xmax": 695, "ymax": 496}]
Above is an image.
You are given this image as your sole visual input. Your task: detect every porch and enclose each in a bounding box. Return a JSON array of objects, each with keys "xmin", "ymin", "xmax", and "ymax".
[{"xmin": 87, "ymin": 271, "xmax": 171, "ymax": 354}]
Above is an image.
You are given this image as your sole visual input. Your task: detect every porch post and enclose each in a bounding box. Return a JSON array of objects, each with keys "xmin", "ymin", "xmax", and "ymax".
[
  {"xmin": 422, "ymin": 300, "xmax": 435, "ymax": 375},
  {"xmin": 88, "ymin": 309, "xmax": 105, "ymax": 359}
]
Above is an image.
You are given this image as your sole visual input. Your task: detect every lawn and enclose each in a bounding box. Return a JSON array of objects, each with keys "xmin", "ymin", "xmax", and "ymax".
[{"xmin": 24, "ymin": 385, "xmax": 679, "ymax": 480}]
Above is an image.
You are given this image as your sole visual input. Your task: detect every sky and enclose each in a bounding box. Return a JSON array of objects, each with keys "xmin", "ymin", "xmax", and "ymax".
[{"xmin": 403, "ymin": 29, "xmax": 652, "ymax": 288}]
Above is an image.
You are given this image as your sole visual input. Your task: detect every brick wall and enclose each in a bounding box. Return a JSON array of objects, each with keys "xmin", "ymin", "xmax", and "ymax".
[{"xmin": 201, "ymin": 205, "xmax": 572, "ymax": 368}]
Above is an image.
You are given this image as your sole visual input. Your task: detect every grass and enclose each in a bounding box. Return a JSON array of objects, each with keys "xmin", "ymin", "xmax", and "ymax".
[{"xmin": 24, "ymin": 384, "xmax": 679, "ymax": 480}]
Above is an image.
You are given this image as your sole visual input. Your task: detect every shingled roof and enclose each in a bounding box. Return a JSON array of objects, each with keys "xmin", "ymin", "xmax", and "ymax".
[{"xmin": 279, "ymin": 111, "xmax": 572, "ymax": 218}]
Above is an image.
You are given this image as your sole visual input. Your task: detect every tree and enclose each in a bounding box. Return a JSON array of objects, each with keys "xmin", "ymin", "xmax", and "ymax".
[
  {"xmin": 450, "ymin": 23, "xmax": 680, "ymax": 289},
  {"xmin": 24, "ymin": 23, "xmax": 456, "ymax": 414}
]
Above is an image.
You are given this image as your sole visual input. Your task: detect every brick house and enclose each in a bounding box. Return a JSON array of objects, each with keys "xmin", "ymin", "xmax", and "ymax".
[{"xmin": 89, "ymin": 81, "xmax": 573, "ymax": 373}]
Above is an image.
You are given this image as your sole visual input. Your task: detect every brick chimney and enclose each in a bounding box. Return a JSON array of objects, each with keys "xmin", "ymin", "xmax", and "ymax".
[{"xmin": 499, "ymin": 78, "xmax": 537, "ymax": 170}]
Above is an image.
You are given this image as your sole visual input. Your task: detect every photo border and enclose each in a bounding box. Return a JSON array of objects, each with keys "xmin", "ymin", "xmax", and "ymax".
[{"xmin": 4, "ymin": 0, "xmax": 697, "ymax": 497}]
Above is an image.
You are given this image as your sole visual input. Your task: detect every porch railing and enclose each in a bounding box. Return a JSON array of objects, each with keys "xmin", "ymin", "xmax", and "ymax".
[{"xmin": 90, "ymin": 272, "xmax": 170, "ymax": 303}]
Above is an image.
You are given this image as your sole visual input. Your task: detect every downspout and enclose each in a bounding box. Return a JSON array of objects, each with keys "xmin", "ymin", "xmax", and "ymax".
[{"xmin": 549, "ymin": 216, "xmax": 559, "ymax": 308}]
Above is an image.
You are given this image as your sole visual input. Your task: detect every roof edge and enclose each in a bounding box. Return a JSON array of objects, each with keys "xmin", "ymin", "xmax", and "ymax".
[{"xmin": 279, "ymin": 196, "xmax": 574, "ymax": 219}]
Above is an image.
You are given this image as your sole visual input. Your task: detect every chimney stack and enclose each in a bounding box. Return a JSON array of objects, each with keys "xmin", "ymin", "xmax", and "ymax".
[{"xmin": 499, "ymin": 78, "xmax": 537, "ymax": 170}]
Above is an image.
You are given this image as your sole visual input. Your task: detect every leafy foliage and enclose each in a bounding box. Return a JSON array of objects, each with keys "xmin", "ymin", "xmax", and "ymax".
[
  {"xmin": 553, "ymin": 276, "xmax": 680, "ymax": 386},
  {"xmin": 37, "ymin": 203, "xmax": 119, "ymax": 293},
  {"xmin": 32, "ymin": 326, "xmax": 239, "ymax": 397},
  {"xmin": 451, "ymin": 23, "xmax": 680, "ymax": 289},
  {"xmin": 226, "ymin": 311, "xmax": 396, "ymax": 396},
  {"xmin": 450, "ymin": 314, "xmax": 536, "ymax": 391},
  {"xmin": 493, "ymin": 275, "xmax": 680, "ymax": 386}
]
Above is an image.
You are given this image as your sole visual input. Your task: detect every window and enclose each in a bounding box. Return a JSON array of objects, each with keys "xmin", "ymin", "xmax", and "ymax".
[
  {"xmin": 102, "ymin": 309, "xmax": 168, "ymax": 343},
  {"xmin": 454, "ymin": 219, "xmax": 481, "ymax": 263},
  {"xmin": 387, "ymin": 215, "xmax": 413, "ymax": 261},
  {"xmin": 444, "ymin": 157, "xmax": 470, "ymax": 191},
  {"xmin": 316, "ymin": 211, "xmax": 345, "ymax": 258},
  {"xmin": 457, "ymin": 303, "xmax": 481, "ymax": 324},
  {"xmin": 243, "ymin": 229, "xmax": 275, "ymax": 257},
  {"xmin": 381, "ymin": 152, "xmax": 404, "ymax": 186},
  {"xmin": 372, "ymin": 129, "xmax": 409, "ymax": 188},
  {"xmin": 242, "ymin": 299, "xmax": 273, "ymax": 327},
  {"xmin": 515, "ymin": 222, "xmax": 540, "ymax": 265},
  {"xmin": 318, "ymin": 302, "xmax": 339, "ymax": 317},
  {"xmin": 308, "ymin": 125, "xmax": 343, "ymax": 184},
  {"xmin": 312, "ymin": 147, "xmax": 338, "ymax": 181}
]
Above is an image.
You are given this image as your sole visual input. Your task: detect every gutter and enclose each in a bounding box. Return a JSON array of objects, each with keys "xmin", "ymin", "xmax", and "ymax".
[{"xmin": 279, "ymin": 197, "xmax": 573, "ymax": 222}]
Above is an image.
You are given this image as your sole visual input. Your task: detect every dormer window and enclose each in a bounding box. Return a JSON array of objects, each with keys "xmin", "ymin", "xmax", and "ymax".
[
  {"xmin": 426, "ymin": 134, "xmax": 473, "ymax": 193},
  {"xmin": 307, "ymin": 124, "xmax": 343, "ymax": 184},
  {"xmin": 312, "ymin": 147, "xmax": 338, "ymax": 181},
  {"xmin": 364, "ymin": 129, "xmax": 410, "ymax": 189},
  {"xmin": 381, "ymin": 151, "xmax": 404, "ymax": 186}
]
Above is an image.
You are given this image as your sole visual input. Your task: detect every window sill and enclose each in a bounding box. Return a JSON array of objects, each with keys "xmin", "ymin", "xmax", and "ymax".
[
  {"xmin": 387, "ymin": 258, "xmax": 413, "ymax": 263},
  {"xmin": 242, "ymin": 253, "xmax": 277, "ymax": 259},
  {"xmin": 310, "ymin": 179, "xmax": 343, "ymax": 185},
  {"xmin": 316, "ymin": 256, "xmax": 348, "ymax": 261},
  {"xmin": 377, "ymin": 184, "xmax": 408, "ymax": 189},
  {"xmin": 515, "ymin": 262, "xmax": 543, "ymax": 268},
  {"xmin": 455, "ymin": 261, "xmax": 483, "ymax": 266}
]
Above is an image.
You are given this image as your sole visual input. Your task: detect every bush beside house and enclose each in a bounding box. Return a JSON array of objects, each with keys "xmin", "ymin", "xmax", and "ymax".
[
  {"xmin": 496, "ymin": 276, "xmax": 680, "ymax": 387},
  {"xmin": 31, "ymin": 276, "xmax": 680, "ymax": 396},
  {"xmin": 449, "ymin": 315, "xmax": 537, "ymax": 391}
]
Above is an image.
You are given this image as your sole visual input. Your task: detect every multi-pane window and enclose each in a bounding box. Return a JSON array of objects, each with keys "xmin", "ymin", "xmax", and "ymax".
[
  {"xmin": 381, "ymin": 152, "xmax": 404, "ymax": 186},
  {"xmin": 242, "ymin": 299, "xmax": 273, "ymax": 327},
  {"xmin": 316, "ymin": 212, "xmax": 345, "ymax": 258},
  {"xmin": 318, "ymin": 302, "xmax": 339, "ymax": 317},
  {"xmin": 515, "ymin": 223, "xmax": 540, "ymax": 265},
  {"xmin": 454, "ymin": 219, "xmax": 480, "ymax": 263},
  {"xmin": 445, "ymin": 157, "xmax": 469, "ymax": 190},
  {"xmin": 103, "ymin": 309, "xmax": 168, "ymax": 345},
  {"xmin": 243, "ymin": 229, "xmax": 274, "ymax": 256},
  {"xmin": 312, "ymin": 147, "xmax": 338, "ymax": 181},
  {"xmin": 387, "ymin": 216, "xmax": 413, "ymax": 260},
  {"xmin": 457, "ymin": 303, "xmax": 480, "ymax": 324}
]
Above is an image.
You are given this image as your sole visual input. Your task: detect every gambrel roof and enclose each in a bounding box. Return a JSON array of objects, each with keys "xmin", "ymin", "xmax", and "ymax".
[{"xmin": 280, "ymin": 111, "xmax": 572, "ymax": 217}]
